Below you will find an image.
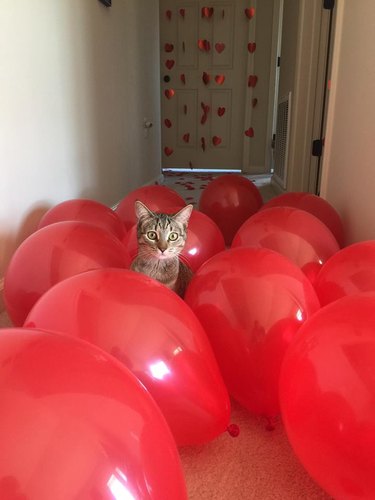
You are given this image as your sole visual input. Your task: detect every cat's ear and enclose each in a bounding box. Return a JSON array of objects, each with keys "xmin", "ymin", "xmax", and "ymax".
[
  {"xmin": 134, "ymin": 200, "xmax": 154, "ymax": 220},
  {"xmin": 174, "ymin": 204, "xmax": 193, "ymax": 226}
]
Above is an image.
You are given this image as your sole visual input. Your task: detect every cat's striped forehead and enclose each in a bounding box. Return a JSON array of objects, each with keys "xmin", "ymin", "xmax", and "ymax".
[{"xmin": 139, "ymin": 212, "xmax": 182, "ymax": 232}]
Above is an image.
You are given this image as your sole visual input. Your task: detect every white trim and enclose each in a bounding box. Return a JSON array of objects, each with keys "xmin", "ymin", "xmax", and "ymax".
[{"xmin": 162, "ymin": 168, "xmax": 241, "ymax": 173}]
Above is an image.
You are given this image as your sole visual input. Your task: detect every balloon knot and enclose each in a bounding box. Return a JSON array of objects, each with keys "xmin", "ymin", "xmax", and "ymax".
[
  {"xmin": 265, "ymin": 416, "xmax": 276, "ymax": 432},
  {"xmin": 227, "ymin": 423, "xmax": 240, "ymax": 437}
]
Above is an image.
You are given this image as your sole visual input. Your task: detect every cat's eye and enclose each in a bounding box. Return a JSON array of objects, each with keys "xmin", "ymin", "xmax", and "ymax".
[
  {"xmin": 146, "ymin": 231, "xmax": 158, "ymax": 240},
  {"xmin": 168, "ymin": 232, "xmax": 179, "ymax": 241}
]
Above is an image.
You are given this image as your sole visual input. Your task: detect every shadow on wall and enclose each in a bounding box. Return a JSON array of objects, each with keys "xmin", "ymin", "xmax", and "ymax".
[
  {"xmin": 65, "ymin": 0, "xmax": 161, "ymax": 205},
  {"xmin": 0, "ymin": 204, "xmax": 51, "ymax": 278}
]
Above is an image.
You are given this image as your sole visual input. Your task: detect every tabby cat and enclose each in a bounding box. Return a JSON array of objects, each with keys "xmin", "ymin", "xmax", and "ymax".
[{"xmin": 130, "ymin": 200, "xmax": 193, "ymax": 297}]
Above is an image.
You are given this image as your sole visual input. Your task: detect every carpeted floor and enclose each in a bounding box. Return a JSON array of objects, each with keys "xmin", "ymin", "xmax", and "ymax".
[{"xmin": 0, "ymin": 172, "xmax": 331, "ymax": 499}]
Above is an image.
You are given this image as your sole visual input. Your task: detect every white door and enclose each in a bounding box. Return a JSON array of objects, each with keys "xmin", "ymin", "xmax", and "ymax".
[{"xmin": 160, "ymin": 0, "xmax": 281, "ymax": 173}]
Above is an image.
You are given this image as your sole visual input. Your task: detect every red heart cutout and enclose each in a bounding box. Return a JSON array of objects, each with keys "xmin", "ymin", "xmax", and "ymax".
[
  {"xmin": 180, "ymin": 74, "xmax": 186, "ymax": 84},
  {"xmin": 202, "ymin": 72, "xmax": 210, "ymax": 85},
  {"xmin": 164, "ymin": 119, "xmax": 172, "ymax": 128},
  {"xmin": 215, "ymin": 42, "xmax": 225, "ymax": 54},
  {"xmin": 164, "ymin": 89, "xmax": 175, "ymax": 99},
  {"xmin": 248, "ymin": 42, "xmax": 256, "ymax": 53},
  {"xmin": 218, "ymin": 107, "xmax": 226, "ymax": 117},
  {"xmin": 166, "ymin": 10, "xmax": 172, "ymax": 20},
  {"xmin": 165, "ymin": 60, "xmax": 175, "ymax": 70},
  {"xmin": 201, "ymin": 137, "xmax": 206, "ymax": 151},
  {"xmin": 215, "ymin": 75, "xmax": 225, "ymax": 85},
  {"xmin": 212, "ymin": 136, "xmax": 222, "ymax": 146},
  {"xmin": 201, "ymin": 113, "xmax": 208, "ymax": 125},
  {"xmin": 245, "ymin": 127, "xmax": 254, "ymax": 138},
  {"xmin": 248, "ymin": 75, "xmax": 258, "ymax": 87},
  {"xmin": 245, "ymin": 7, "xmax": 255, "ymax": 19},
  {"xmin": 179, "ymin": 8, "xmax": 185, "ymax": 18},
  {"xmin": 165, "ymin": 43, "xmax": 174, "ymax": 53},
  {"xmin": 183, "ymin": 133, "xmax": 190, "ymax": 143},
  {"xmin": 164, "ymin": 146, "xmax": 174, "ymax": 156},
  {"xmin": 252, "ymin": 98, "xmax": 258, "ymax": 108},
  {"xmin": 201, "ymin": 102, "xmax": 210, "ymax": 114},
  {"xmin": 202, "ymin": 7, "xmax": 214, "ymax": 18},
  {"xmin": 198, "ymin": 39, "xmax": 211, "ymax": 52}
]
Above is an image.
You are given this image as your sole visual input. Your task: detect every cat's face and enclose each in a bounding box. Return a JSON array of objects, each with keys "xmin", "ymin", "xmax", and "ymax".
[{"xmin": 134, "ymin": 201, "xmax": 193, "ymax": 260}]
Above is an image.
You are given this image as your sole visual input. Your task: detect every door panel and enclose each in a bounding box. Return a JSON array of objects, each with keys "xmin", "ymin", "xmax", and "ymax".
[{"xmin": 160, "ymin": 0, "xmax": 279, "ymax": 173}]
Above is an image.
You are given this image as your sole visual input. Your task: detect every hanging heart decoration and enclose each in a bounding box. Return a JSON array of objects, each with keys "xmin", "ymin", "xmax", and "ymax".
[
  {"xmin": 165, "ymin": 43, "xmax": 174, "ymax": 53},
  {"xmin": 245, "ymin": 7, "xmax": 255, "ymax": 19},
  {"xmin": 201, "ymin": 137, "xmax": 206, "ymax": 151},
  {"xmin": 202, "ymin": 72, "xmax": 211, "ymax": 85},
  {"xmin": 245, "ymin": 127, "xmax": 254, "ymax": 138},
  {"xmin": 202, "ymin": 7, "xmax": 214, "ymax": 18},
  {"xmin": 215, "ymin": 42, "xmax": 226, "ymax": 54},
  {"xmin": 164, "ymin": 146, "xmax": 174, "ymax": 156},
  {"xmin": 164, "ymin": 89, "xmax": 175, "ymax": 99},
  {"xmin": 248, "ymin": 42, "xmax": 256, "ymax": 53},
  {"xmin": 248, "ymin": 75, "xmax": 258, "ymax": 87},
  {"xmin": 183, "ymin": 104, "xmax": 188, "ymax": 115},
  {"xmin": 183, "ymin": 133, "xmax": 190, "ymax": 143},
  {"xmin": 165, "ymin": 60, "xmax": 175, "ymax": 70},
  {"xmin": 198, "ymin": 39, "xmax": 211, "ymax": 52},
  {"xmin": 201, "ymin": 102, "xmax": 210, "ymax": 114},
  {"xmin": 215, "ymin": 75, "xmax": 225, "ymax": 85},
  {"xmin": 182, "ymin": 41, "xmax": 186, "ymax": 53},
  {"xmin": 217, "ymin": 107, "xmax": 226, "ymax": 117},
  {"xmin": 166, "ymin": 10, "xmax": 172, "ymax": 20},
  {"xmin": 222, "ymin": 9, "xmax": 225, "ymax": 19},
  {"xmin": 252, "ymin": 98, "xmax": 258, "ymax": 108},
  {"xmin": 212, "ymin": 136, "xmax": 222, "ymax": 146},
  {"xmin": 179, "ymin": 8, "xmax": 185, "ymax": 18},
  {"xmin": 201, "ymin": 101, "xmax": 210, "ymax": 124},
  {"xmin": 180, "ymin": 74, "xmax": 186, "ymax": 84},
  {"xmin": 164, "ymin": 118, "xmax": 172, "ymax": 128}
]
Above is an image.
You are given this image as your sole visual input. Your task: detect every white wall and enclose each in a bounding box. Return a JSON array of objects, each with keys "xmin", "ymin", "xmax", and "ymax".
[
  {"xmin": 320, "ymin": 0, "xmax": 375, "ymax": 244},
  {"xmin": 0, "ymin": 0, "xmax": 161, "ymax": 277}
]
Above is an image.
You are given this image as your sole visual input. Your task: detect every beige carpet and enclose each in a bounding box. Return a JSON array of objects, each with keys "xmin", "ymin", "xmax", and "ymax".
[{"xmin": 179, "ymin": 402, "xmax": 331, "ymax": 499}]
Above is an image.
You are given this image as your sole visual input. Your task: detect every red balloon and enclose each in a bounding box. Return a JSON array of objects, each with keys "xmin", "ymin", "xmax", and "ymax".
[
  {"xmin": 184, "ymin": 247, "xmax": 320, "ymax": 417},
  {"xmin": 232, "ymin": 206, "xmax": 340, "ymax": 284},
  {"xmin": 25, "ymin": 268, "xmax": 231, "ymax": 446},
  {"xmin": 0, "ymin": 327, "xmax": 187, "ymax": 499},
  {"xmin": 279, "ymin": 295, "xmax": 375, "ymax": 499},
  {"xmin": 261, "ymin": 192, "xmax": 345, "ymax": 247},
  {"xmin": 199, "ymin": 174, "xmax": 263, "ymax": 245},
  {"xmin": 4, "ymin": 221, "xmax": 131, "ymax": 326},
  {"xmin": 314, "ymin": 240, "xmax": 375, "ymax": 306},
  {"xmin": 38, "ymin": 198, "xmax": 126, "ymax": 240},
  {"xmin": 124, "ymin": 208, "xmax": 225, "ymax": 273},
  {"xmin": 116, "ymin": 185, "xmax": 186, "ymax": 231}
]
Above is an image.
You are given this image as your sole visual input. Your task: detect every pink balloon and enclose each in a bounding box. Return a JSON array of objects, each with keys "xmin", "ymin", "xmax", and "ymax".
[
  {"xmin": 4, "ymin": 221, "xmax": 131, "ymax": 326},
  {"xmin": 280, "ymin": 295, "xmax": 375, "ymax": 499},
  {"xmin": 232, "ymin": 206, "xmax": 340, "ymax": 284},
  {"xmin": 124, "ymin": 208, "xmax": 225, "ymax": 273},
  {"xmin": 314, "ymin": 240, "xmax": 375, "ymax": 306},
  {"xmin": 38, "ymin": 198, "xmax": 126, "ymax": 240},
  {"xmin": 0, "ymin": 327, "xmax": 187, "ymax": 499},
  {"xmin": 116, "ymin": 185, "xmax": 186, "ymax": 231},
  {"xmin": 261, "ymin": 192, "xmax": 345, "ymax": 247},
  {"xmin": 25, "ymin": 268, "xmax": 231, "ymax": 446},
  {"xmin": 185, "ymin": 247, "xmax": 320, "ymax": 417},
  {"xmin": 199, "ymin": 174, "xmax": 263, "ymax": 245}
]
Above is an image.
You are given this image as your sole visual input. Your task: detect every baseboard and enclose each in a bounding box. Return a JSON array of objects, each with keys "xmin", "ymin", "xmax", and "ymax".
[{"xmin": 270, "ymin": 175, "xmax": 285, "ymax": 195}]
